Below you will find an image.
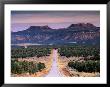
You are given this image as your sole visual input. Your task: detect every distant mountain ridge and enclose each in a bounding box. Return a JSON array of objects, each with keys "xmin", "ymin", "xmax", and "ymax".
[
  {"xmin": 11, "ymin": 23, "xmax": 100, "ymax": 45},
  {"xmin": 68, "ymin": 23, "xmax": 96, "ymax": 28}
]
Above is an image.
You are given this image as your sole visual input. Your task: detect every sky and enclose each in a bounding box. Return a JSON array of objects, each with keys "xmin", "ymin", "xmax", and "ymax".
[{"xmin": 11, "ymin": 11, "xmax": 100, "ymax": 32}]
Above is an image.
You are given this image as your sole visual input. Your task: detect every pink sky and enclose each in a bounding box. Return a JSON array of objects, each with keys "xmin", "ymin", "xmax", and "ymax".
[{"xmin": 11, "ymin": 11, "xmax": 100, "ymax": 32}]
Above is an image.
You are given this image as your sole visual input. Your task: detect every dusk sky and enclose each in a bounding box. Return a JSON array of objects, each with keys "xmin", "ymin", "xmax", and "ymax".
[{"xmin": 11, "ymin": 11, "xmax": 100, "ymax": 32}]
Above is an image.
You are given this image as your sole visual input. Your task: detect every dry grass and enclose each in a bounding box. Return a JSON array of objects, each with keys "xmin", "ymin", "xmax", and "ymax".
[{"xmin": 57, "ymin": 55, "xmax": 100, "ymax": 77}]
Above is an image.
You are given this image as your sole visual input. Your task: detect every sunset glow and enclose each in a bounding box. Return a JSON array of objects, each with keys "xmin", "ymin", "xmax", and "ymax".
[{"xmin": 11, "ymin": 11, "xmax": 100, "ymax": 32}]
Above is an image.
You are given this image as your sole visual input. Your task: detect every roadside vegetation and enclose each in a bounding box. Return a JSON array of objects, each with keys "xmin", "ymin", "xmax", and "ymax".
[
  {"xmin": 68, "ymin": 60, "xmax": 100, "ymax": 72},
  {"xmin": 58, "ymin": 45, "xmax": 100, "ymax": 76},
  {"xmin": 11, "ymin": 46, "xmax": 52, "ymax": 76},
  {"xmin": 11, "ymin": 60, "xmax": 45, "ymax": 74},
  {"xmin": 11, "ymin": 46, "xmax": 51, "ymax": 58}
]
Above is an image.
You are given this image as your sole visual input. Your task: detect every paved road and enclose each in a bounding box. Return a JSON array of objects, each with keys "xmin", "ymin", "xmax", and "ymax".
[{"xmin": 45, "ymin": 49, "xmax": 62, "ymax": 77}]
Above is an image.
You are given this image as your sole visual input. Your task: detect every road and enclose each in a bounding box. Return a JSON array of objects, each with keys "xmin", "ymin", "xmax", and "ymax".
[{"xmin": 45, "ymin": 49, "xmax": 62, "ymax": 77}]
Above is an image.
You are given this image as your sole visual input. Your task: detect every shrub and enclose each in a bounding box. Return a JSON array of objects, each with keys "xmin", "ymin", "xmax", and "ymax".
[
  {"xmin": 58, "ymin": 46, "xmax": 100, "ymax": 59},
  {"xmin": 37, "ymin": 62, "xmax": 46, "ymax": 71},
  {"xmin": 11, "ymin": 60, "xmax": 46, "ymax": 74},
  {"xmin": 68, "ymin": 60, "xmax": 100, "ymax": 72},
  {"xmin": 11, "ymin": 47, "xmax": 51, "ymax": 58}
]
